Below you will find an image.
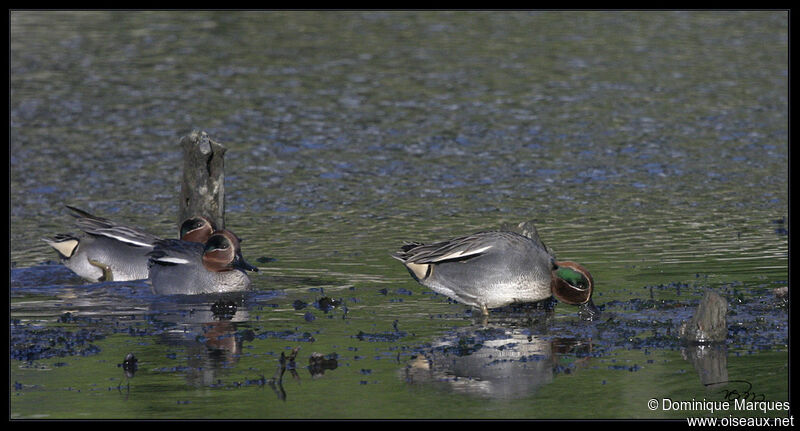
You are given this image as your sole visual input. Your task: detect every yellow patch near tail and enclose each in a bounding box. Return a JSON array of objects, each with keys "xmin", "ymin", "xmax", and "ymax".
[
  {"xmin": 405, "ymin": 262, "xmax": 430, "ymax": 280},
  {"xmin": 47, "ymin": 239, "xmax": 79, "ymax": 258}
]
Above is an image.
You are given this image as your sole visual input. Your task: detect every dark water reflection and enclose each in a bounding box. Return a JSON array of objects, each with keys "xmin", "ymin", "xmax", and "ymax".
[
  {"xmin": 10, "ymin": 11, "xmax": 787, "ymax": 419},
  {"xmin": 403, "ymin": 317, "xmax": 594, "ymax": 400}
]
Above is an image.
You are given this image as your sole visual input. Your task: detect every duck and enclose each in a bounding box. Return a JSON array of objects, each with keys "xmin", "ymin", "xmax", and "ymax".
[
  {"xmin": 43, "ymin": 205, "xmax": 216, "ymax": 282},
  {"xmin": 148, "ymin": 229, "xmax": 258, "ymax": 295},
  {"xmin": 392, "ymin": 221, "xmax": 598, "ymax": 318}
]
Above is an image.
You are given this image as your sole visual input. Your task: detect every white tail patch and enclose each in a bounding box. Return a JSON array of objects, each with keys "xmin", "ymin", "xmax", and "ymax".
[
  {"xmin": 433, "ymin": 245, "xmax": 492, "ymax": 262},
  {"xmin": 45, "ymin": 238, "xmax": 79, "ymax": 257}
]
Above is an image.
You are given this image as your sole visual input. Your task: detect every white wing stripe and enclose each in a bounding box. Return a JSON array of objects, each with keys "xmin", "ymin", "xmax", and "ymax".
[
  {"xmin": 102, "ymin": 233, "xmax": 153, "ymax": 248},
  {"xmin": 154, "ymin": 257, "xmax": 191, "ymax": 265},
  {"xmin": 433, "ymin": 245, "xmax": 492, "ymax": 262}
]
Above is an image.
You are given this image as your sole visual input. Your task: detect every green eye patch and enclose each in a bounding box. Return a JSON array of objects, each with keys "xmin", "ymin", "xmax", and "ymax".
[{"xmin": 555, "ymin": 267, "xmax": 589, "ymax": 290}]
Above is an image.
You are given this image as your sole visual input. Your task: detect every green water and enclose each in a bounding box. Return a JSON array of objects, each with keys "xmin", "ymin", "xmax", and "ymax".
[{"xmin": 10, "ymin": 11, "xmax": 788, "ymax": 420}]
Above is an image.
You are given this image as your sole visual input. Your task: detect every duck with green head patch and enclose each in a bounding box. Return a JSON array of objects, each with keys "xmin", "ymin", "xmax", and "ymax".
[
  {"xmin": 148, "ymin": 229, "xmax": 259, "ymax": 295},
  {"xmin": 392, "ymin": 221, "xmax": 599, "ymax": 319}
]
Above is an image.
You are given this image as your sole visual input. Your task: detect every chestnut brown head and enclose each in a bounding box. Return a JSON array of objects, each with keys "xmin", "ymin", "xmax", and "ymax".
[
  {"xmin": 180, "ymin": 216, "xmax": 217, "ymax": 243},
  {"xmin": 550, "ymin": 261, "xmax": 594, "ymax": 305},
  {"xmin": 202, "ymin": 230, "xmax": 258, "ymax": 273}
]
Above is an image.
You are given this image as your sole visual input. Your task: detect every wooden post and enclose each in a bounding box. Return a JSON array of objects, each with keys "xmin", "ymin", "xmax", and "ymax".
[
  {"xmin": 178, "ymin": 130, "xmax": 226, "ymax": 232},
  {"xmin": 679, "ymin": 290, "xmax": 728, "ymax": 344}
]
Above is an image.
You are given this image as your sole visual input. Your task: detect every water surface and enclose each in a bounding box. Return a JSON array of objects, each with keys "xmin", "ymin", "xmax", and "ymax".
[{"xmin": 10, "ymin": 11, "xmax": 789, "ymax": 420}]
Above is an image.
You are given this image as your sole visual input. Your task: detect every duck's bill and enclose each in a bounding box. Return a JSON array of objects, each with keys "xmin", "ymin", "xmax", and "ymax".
[{"xmin": 234, "ymin": 255, "xmax": 259, "ymax": 272}]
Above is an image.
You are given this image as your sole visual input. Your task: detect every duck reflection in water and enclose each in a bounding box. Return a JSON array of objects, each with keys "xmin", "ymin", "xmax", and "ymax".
[
  {"xmin": 402, "ymin": 317, "xmax": 593, "ymax": 400},
  {"xmin": 148, "ymin": 294, "xmax": 251, "ymax": 388}
]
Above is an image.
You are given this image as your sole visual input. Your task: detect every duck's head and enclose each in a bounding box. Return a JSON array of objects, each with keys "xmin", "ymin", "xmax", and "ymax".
[
  {"xmin": 202, "ymin": 230, "xmax": 259, "ymax": 273},
  {"xmin": 550, "ymin": 261, "xmax": 593, "ymax": 304},
  {"xmin": 551, "ymin": 261, "xmax": 600, "ymax": 319},
  {"xmin": 180, "ymin": 216, "xmax": 217, "ymax": 243}
]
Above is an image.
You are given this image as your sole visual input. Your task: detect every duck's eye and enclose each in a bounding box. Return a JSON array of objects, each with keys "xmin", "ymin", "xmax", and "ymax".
[{"xmin": 556, "ymin": 267, "xmax": 589, "ymax": 290}]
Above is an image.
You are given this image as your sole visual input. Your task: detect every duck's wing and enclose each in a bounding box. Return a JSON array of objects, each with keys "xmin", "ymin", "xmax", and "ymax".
[
  {"xmin": 148, "ymin": 239, "xmax": 203, "ymax": 267},
  {"xmin": 393, "ymin": 231, "xmax": 510, "ymax": 264},
  {"xmin": 66, "ymin": 205, "xmax": 160, "ymax": 248},
  {"xmin": 500, "ymin": 220, "xmax": 555, "ymax": 258}
]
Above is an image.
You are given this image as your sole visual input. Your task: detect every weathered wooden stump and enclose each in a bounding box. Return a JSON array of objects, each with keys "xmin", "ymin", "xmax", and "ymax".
[
  {"xmin": 178, "ymin": 131, "xmax": 226, "ymax": 231},
  {"xmin": 679, "ymin": 290, "xmax": 728, "ymax": 344}
]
